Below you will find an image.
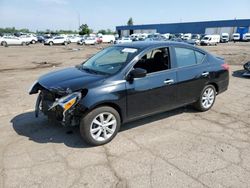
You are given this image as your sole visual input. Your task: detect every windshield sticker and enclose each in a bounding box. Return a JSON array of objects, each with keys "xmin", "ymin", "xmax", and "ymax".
[{"xmin": 122, "ymin": 48, "xmax": 138, "ymax": 53}]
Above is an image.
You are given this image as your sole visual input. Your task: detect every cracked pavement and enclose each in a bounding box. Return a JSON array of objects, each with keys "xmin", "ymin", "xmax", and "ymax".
[{"xmin": 0, "ymin": 43, "xmax": 250, "ymax": 188}]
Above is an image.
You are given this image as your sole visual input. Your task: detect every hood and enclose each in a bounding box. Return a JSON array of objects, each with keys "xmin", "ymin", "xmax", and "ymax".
[{"xmin": 38, "ymin": 67, "xmax": 105, "ymax": 92}]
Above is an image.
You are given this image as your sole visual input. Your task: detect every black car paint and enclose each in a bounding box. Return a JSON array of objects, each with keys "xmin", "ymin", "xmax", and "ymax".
[{"xmin": 30, "ymin": 41, "xmax": 229, "ymax": 125}]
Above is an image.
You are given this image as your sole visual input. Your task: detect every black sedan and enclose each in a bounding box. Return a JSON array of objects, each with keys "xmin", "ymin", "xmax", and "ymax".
[{"xmin": 29, "ymin": 42, "xmax": 229, "ymax": 145}]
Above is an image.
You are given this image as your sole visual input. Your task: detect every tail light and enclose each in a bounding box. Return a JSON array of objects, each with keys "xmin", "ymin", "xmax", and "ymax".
[{"xmin": 222, "ymin": 63, "xmax": 229, "ymax": 71}]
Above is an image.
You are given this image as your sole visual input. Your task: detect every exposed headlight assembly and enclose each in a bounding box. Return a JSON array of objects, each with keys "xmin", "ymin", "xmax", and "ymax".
[{"xmin": 49, "ymin": 92, "xmax": 82, "ymax": 112}]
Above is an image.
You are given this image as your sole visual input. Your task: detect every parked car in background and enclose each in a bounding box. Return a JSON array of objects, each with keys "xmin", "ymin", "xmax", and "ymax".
[
  {"xmin": 29, "ymin": 41, "xmax": 229, "ymax": 145},
  {"xmin": 243, "ymin": 61, "xmax": 250, "ymax": 77},
  {"xmin": 99, "ymin": 35, "xmax": 115, "ymax": 43},
  {"xmin": 115, "ymin": 37, "xmax": 132, "ymax": 44},
  {"xmin": 68, "ymin": 36, "xmax": 82, "ymax": 43},
  {"xmin": 200, "ymin": 35, "xmax": 220, "ymax": 46},
  {"xmin": 19, "ymin": 35, "xmax": 38, "ymax": 44},
  {"xmin": 243, "ymin": 33, "xmax": 250, "ymax": 41},
  {"xmin": 37, "ymin": 35, "xmax": 51, "ymax": 43},
  {"xmin": 0, "ymin": 36, "xmax": 28, "ymax": 47},
  {"xmin": 183, "ymin": 33, "xmax": 192, "ymax": 40},
  {"xmin": 44, "ymin": 36, "xmax": 69, "ymax": 46},
  {"xmin": 232, "ymin": 33, "xmax": 240, "ymax": 42},
  {"xmin": 220, "ymin": 33, "xmax": 229, "ymax": 43},
  {"xmin": 138, "ymin": 33, "xmax": 149, "ymax": 40},
  {"xmin": 77, "ymin": 37, "xmax": 85, "ymax": 45},
  {"xmin": 162, "ymin": 33, "xmax": 171, "ymax": 40},
  {"xmin": 191, "ymin": 34, "xmax": 201, "ymax": 45},
  {"xmin": 84, "ymin": 37, "xmax": 97, "ymax": 45},
  {"xmin": 174, "ymin": 33, "xmax": 184, "ymax": 39},
  {"xmin": 130, "ymin": 34, "xmax": 140, "ymax": 41}
]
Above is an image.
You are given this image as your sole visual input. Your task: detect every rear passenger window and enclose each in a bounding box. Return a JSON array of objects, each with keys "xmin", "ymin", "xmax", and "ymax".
[
  {"xmin": 175, "ymin": 48, "xmax": 196, "ymax": 67},
  {"xmin": 195, "ymin": 51, "xmax": 205, "ymax": 64},
  {"xmin": 175, "ymin": 48, "xmax": 205, "ymax": 68}
]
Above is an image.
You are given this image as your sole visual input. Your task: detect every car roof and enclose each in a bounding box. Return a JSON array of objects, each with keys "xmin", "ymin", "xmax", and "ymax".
[{"xmin": 115, "ymin": 41, "xmax": 196, "ymax": 49}]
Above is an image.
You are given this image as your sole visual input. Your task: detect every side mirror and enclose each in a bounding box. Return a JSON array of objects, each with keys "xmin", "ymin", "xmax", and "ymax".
[{"xmin": 127, "ymin": 68, "xmax": 147, "ymax": 81}]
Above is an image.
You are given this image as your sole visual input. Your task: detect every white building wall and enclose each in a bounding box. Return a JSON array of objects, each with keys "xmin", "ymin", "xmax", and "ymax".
[
  {"xmin": 121, "ymin": 30, "xmax": 129, "ymax": 37},
  {"xmin": 205, "ymin": 27, "xmax": 235, "ymax": 36}
]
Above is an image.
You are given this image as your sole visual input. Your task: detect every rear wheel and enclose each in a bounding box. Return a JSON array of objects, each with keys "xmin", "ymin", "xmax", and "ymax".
[
  {"xmin": 31, "ymin": 40, "xmax": 36, "ymax": 44},
  {"xmin": 193, "ymin": 85, "xmax": 216, "ymax": 112},
  {"xmin": 80, "ymin": 106, "xmax": 121, "ymax": 146},
  {"xmin": 64, "ymin": 41, "xmax": 68, "ymax": 45},
  {"xmin": 49, "ymin": 41, "xmax": 53, "ymax": 46},
  {"xmin": 2, "ymin": 41, "xmax": 7, "ymax": 47}
]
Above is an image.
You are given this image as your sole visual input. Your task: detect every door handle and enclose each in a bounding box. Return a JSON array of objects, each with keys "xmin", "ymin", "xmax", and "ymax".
[
  {"xmin": 201, "ymin": 72, "xmax": 209, "ymax": 77},
  {"xmin": 164, "ymin": 79, "xmax": 174, "ymax": 85}
]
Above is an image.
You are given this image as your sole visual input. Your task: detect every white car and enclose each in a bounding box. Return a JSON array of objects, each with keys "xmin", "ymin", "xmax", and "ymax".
[
  {"xmin": 19, "ymin": 35, "xmax": 38, "ymax": 44},
  {"xmin": 44, "ymin": 36, "xmax": 69, "ymax": 46},
  {"xmin": 243, "ymin": 33, "xmax": 250, "ymax": 41},
  {"xmin": 68, "ymin": 36, "xmax": 82, "ymax": 43},
  {"xmin": 115, "ymin": 37, "xmax": 132, "ymax": 44},
  {"xmin": 0, "ymin": 36, "xmax": 28, "ymax": 47},
  {"xmin": 232, "ymin": 33, "xmax": 240, "ymax": 41},
  {"xmin": 200, "ymin": 35, "xmax": 220, "ymax": 46},
  {"xmin": 84, "ymin": 37, "xmax": 97, "ymax": 45},
  {"xmin": 99, "ymin": 35, "xmax": 115, "ymax": 43},
  {"xmin": 183, "ymin": 33, "xmax": 192, "ymax": 40}
]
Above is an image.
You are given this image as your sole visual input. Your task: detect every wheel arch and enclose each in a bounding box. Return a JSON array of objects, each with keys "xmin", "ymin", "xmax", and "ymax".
[
  {"xmin": 207, "ymin": 82, "xmax": 219, "ymax": 93},
  {"xmin": 88, "ymin": 102, "xmax": 123, "ymax": 123}
]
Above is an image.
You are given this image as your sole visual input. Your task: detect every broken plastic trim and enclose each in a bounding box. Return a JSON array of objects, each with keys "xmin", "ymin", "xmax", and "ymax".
[{"xmin": 48, "ymin": 92, "xmax": 82, "ymax": 122}]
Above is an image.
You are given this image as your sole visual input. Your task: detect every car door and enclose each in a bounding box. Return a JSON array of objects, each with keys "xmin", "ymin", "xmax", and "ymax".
[
  {"xmin": 8, "ymin": 37, "xmax": 16, "ymax": 45},
  {"xmin": 126, "ymin": 47, "xmax": 178, "ymax": 120},
  {"xmin": 173, "ymin": 47, "xmax": 210, "ymax": 105},
  {"xmin": 54, "ymin": 37, "xmax": 62, "ymax": 44}
]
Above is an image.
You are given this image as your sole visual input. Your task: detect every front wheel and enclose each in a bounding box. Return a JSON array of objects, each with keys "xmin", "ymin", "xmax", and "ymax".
[
  {"xmin": 80, "ymin": 106, "xmax": 121, "ymax": 146},
  {"xmin": 193, "ymin": 85, "xmax": 216, "ymax": 112}
]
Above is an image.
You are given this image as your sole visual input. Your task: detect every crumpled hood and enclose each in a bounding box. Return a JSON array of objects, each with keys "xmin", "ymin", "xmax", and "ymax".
[{"xmin": 38, "ymin": 67, "xmax": 104, "ymax": 92}]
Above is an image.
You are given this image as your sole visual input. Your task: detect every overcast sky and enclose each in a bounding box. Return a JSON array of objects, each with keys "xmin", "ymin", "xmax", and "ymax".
[{"xmin": 0, "ymin": 0, "xmax": 250, "ymax": 32}]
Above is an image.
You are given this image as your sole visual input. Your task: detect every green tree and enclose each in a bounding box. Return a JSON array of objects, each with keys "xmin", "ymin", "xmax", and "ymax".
[
  {"xmin": 79, "ymin": 24, "xmax": 91, "ymax": 35},
  {"xmin": 127, "ymin": 17, "xmax": 134, "ymax": 26},
  {"xmin": 98, "ymin": 29, "xmax": 107, "ymax": 35}
]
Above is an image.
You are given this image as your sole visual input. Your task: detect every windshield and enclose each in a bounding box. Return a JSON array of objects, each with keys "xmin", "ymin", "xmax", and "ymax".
[
  {"xmin": 203, "ymin": 37, "xmax": 209, "ymax": 40},
  {"xmin": 81, "ymin": 46, "xmax": 139, "ymax": 75}
]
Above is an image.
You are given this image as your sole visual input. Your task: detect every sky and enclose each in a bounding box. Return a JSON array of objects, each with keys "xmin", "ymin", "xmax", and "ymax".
[{"xmin": 0, "ymin": 0, "xmax": 250, "ymax": 32}]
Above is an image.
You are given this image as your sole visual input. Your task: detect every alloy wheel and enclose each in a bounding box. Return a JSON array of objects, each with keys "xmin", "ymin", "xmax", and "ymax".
[
  {"xmin": 201, "ymin": 87, "xmax": 215, "ymax": 109},
  {"xmin": 90, "ymin": 112, "xmax": 117, "ymax": 142}
]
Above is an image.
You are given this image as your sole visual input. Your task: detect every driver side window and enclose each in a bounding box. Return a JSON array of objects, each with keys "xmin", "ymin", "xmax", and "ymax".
[{"xmin": 134, "ymin": 47, "xmax": 170, "ymax": 74}]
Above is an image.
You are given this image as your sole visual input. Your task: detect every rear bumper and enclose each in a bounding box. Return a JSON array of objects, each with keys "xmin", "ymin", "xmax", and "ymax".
[{"xmin": 217, "ymin": 77, "xmax": 229, "ymax": 94}]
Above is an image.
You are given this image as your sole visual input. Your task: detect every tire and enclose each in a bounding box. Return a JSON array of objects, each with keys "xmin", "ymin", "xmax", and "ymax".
[
  {"xmin": 64, "ymin": 41, "xmax": 68, "ymax": 45},
  {"xmin": 2, "ymin": 41, "xmax": 7, "ymax": 47},
  {"xmin": 193, "ymin": 85, "xmax": 216, "ymax": 112},
  {"xmin": 49, "ymin": 41, "xmax": 53, "ymax": 46},
  {"xmin": 80, "ymin": 106, "xmax": 121, "ymax": 146},
  {"xmin": 21, "ymin": 42, "xmax": 26, "ymax": 46},
  {"xmin": 31, "ymin": 40, "xmax": 36, "ymax": 44}
]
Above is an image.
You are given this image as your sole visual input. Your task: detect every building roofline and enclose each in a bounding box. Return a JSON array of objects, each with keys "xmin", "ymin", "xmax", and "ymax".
[{"xmin": 116, "ymin": 19, "xmax": 250, "ymax": 29}]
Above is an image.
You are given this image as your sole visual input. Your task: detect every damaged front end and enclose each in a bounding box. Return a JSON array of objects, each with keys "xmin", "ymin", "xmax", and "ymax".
[{"xmin": 29, "ymin": 81, "xmax": 87, "ymax": 126}]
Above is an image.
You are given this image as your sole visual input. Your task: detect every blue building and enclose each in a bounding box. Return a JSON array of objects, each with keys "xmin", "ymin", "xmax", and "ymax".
[{"xmin": 116, "ymin": 19, "xmax": 250, "ymax": 37}]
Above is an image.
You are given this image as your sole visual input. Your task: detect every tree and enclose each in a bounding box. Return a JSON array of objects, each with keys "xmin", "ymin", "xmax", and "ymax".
[
  {"xmin": 127, "ymin": 17, "xmax": 134, "ymax": 26},
  {"xmin": 79, "ymin": 24, "xmax": 91, "ymax": 35},
  {"xmin": 98, "ymin": 29, "xmax": 107, "ymax": 35},
  {"xmin": 98, "ymin": 29, "xmax": 115, "ymax": 35}
]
